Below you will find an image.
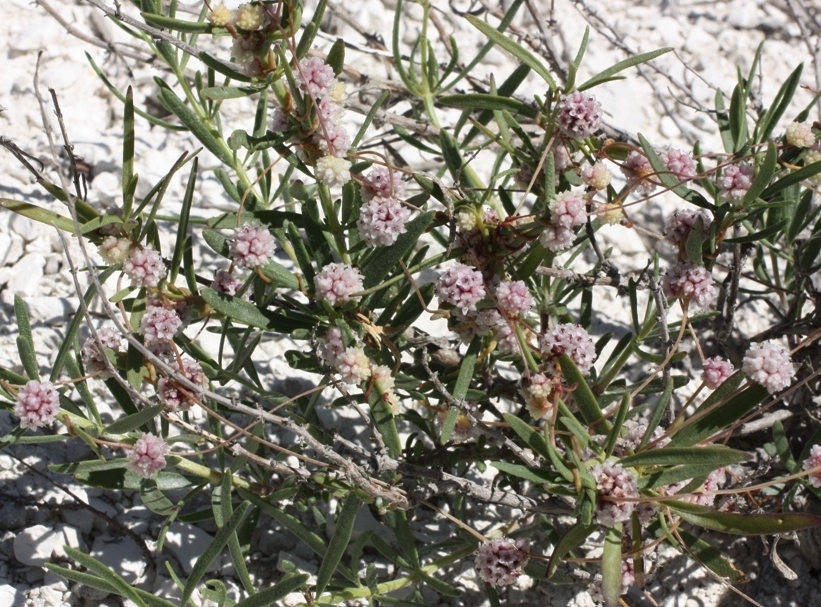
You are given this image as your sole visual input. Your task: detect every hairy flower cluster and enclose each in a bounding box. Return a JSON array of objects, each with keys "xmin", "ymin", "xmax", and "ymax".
[
  {"xmin": 452, "ymin": 309, "xmax": 517, "ymax": 353},
  {"xmin": 557, "ymin": 92, "xmax": 602, "ymax": 139},
  {"xmin": 211, "ymin": 270, "xmax": 248, "ymax": 299},
  {"xmin": 657, "ymin": 146, "xmax": 697, "ymax": 182},
  {"xmin": 158, "ymin": 358, "xmax": 208, "ymax": 411},
  {"xmin": 803, "ymin": 444, "xmax": 821, "ymax": 488},
  {"xmin": 539, "ymin": 224, "xmax": 576, "ymax": 252},
  {"xmin": 663, "ymin": 209, "xmax": 712, "ymax": 246},
  {"xmin": 127, "ymin": 433, "xmax": 169, "ymax": 478},
  {"xmin": 804, "ymin": 149, "xmax": 821, "ymax": 186},
  {"xmin": 592, "ymin": 462, "xmax": 639, "ymax": 526},
  {"xmin": 621, "ymin": 151, "xmax": 656, "ymax": 194},
  {"xmin": 318, "ymin": 326, "xmax": 345, "ymax": 365},
  {"xmin": 372, "ymin": 364, "xmax": 400, "ymax": 414},
  {"xmin": 123, "ymin": 246, "xmax": 166, "ymax": 288},
  {"xmin": 524, "ymin": 373, "xmax": 554, "ymax": 421},
  {"xmin": 207, "ymin": 4, "xmax": 232, "ymax": 27},
  {"xmin": 581, "ymin": 161, "xmax": 612, "ymax": 190},
  {"xmin": 315, "ymin": 156, "xmax": 352, "ymax": 187},
  {"xmin": 692, "ymin": 468, "xmax": 726, "ymax": 507},
  {"xmin": 14, "ymin": 380, "xmax": 60, "ymax": 429},
  {"xmin": 81, "ymin": 327, "xmax": 122, "ymax": 377},
  {"xmin": 314, "ymin": 263, "xmax": 363, "ymax": 306},
  {"xmin": 140, "ymin": 305, "xmax": 183, "ymax": 344},
  {"xmin": 614, "ymin": 421, "xmax": 670, "ymax": 456},
  {"xmin": 786, "ymin": 121, "xmax": 816, "ymax": 148},
  {"xmin": 717, "ymin": 163, "xmax": 754, "ymax": 205},
  {"xmin": 590, "ymin": 559, "xmax": 636, "ymax": 605},
  {"xmin": 549, "ymin": 191, "xmax": 587, "ymax": 229},
  {"xmin": 233, "ymin": 3, "xmax": 265, "ymax": 31},
  {"xmin": 662, "ymin": 262, "xmax": 716, "ymax": 309},
  {"xmin": 334, "ymin": 346, "xmax": 371, "ymax": 384},
  {"xmin": 357, "ymin": 197, "xmax": 410, "ymax": 246},
  {"xmin": 495, "ymin": 280, "xmax": 533, "ymax": 315},
  {"xmin": 702, "ymin": 357, "xmax": 734, "ymax": 389},
  {"xmin": 361, "ymin": 166, "xmax": 405, "ymax": 201},
  {"xmin": 540, "ymin": 324, "xmax": 597, "ymax": 374},
  {"xmin": 99, "ymin": 236, "xmax": 132, "ymax": 264},
  {"xmin": 437, "ymin": 263, "xmax": 487, "ymax": 313},
  {"xmin": 474, "ymin": 538, "xmax": 530, "ymax": 587},
  {"xmin": 741, "ymin": 340, "xmax": 795, "ymax": 394},
  {"xmin": 296, "ymin": 56, "xmax": 336, "ymax": 98},
  {"xmin": 231, "ymin": 224, "xmax": 275, "ymax": 269}
]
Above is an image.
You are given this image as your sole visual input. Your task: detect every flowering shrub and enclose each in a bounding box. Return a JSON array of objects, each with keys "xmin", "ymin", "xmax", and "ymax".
[{"xmin": 2, "ymin": 1, "xmax": 821, "ymax": 606}]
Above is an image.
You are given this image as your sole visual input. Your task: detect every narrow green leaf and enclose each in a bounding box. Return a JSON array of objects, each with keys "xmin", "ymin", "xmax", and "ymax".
[
  {"xmin": 122, "ymin": 86, "xmax": 135, "ymax": 218},
  {"xmin": 49, "ymin": 458, "xmax": 128, "ymax": 475},
  {"xmin": 439, "ymin": 94, "xmax": 536, "ymax": 118},
  {"xmin": 723, "ymin": 220, "xmax": 786, "ymax": 244},
  {"xmin": 639, "ymin": 462, "xmax": 733, "ymax": 490},
  {"xmin": 728, "ymin": 84, "xmax": 748, "ymax": 152},
  {"xmin": 140, "ymin": 479, "xmax": 177, "ymax": 516},
  {"xmin": 64, "ymin": 547, "xmax": 147, "ymax": 607},
  {"xmin": 315, "ymin": 493, "xmax": 360, "ymax": 597},
  {"xmin": 201, "ymin": 289, "xmax": 312, "ymax": 333},
  {"xmin": 141, "ymin": 12, "xmax": 210, "ymax": 32},
  {"xmin": 453, "ymin": 337, "xmax": 480, "ymax": 401},
  {"xmin": 760, "ymin": 160, "xmax": 821, "ymax": 200},
  {"xmin": 546, "ymin": 522, "xmax": 596, "ymax": 578},
  {"xmin": 233, "ymin": 575, "xmax": 309, "ymax": 607},
  {"xmin": 200, "ymin": 85, "xmax": 266, "ymax": 100},
  {"xmin": 742, "ymin": 140, "xmax": 777, "ymax": 204},
  {"xmin": 14, "ymin": 295, "xmax": 38, "ymax": 379},
  {"xmin": 362, "ymin": 212, "xmax": 434, "ymax": 289},
  {"xmin": 619, "ymin": 446, "xmax": 748, "ymax": 468},
  {"xmin": 169, "ymin": 158, "xmax": 197, "ymax": 283},
  {"xmin": 439, "ymin": 406, "xmax": 460, "ymax": 445},
  {"xmin": 601, "ymin": 524, "xmax": 622, "ymax": 607},
  {"xmin": 673, "ymin": 529, "xmax": 745, "ymax": 582},
  {"xmin": 465, "ymin": 15, "xmax": 557, "ymax": 91},
  {"xmin": 0, "ymin": 199, "xmax": 76, "ymax": 233},
  {"xmin": 667, "ymin": 500, "xmax": 821, "ymax": 535},
  {"xmin": 104, "ymin": 405, "xmax": 163, "ymax": 435},
  {"xmin": 787, "ymin": 189, "xmax": 814, "ymax": 244},
  {"xmin": 181, "ymin": 502, "xmax": 250, "ymax": 607},
  {"xmin": 558, "ymin": 354, "xmax": 605, "ymax": 429},
  {"xmin": 503, "ymin": 413, "xmax": 550, "ymax": 459},
  {"xmin": 156, "ymin": 85, "xmax": 233, "ymax": 165},
  {"xmin": 198, "ymin": 52, "xmax": 254, "ymax": 83},
  {"xmin": 386, "ymin": 510, "xmax": 419, "ymax": 569},
  {"xmin": 578, "ymin": 48, "xmax": 671, "ymax": 91},
  {"xmin": 491, "ymin": 461, "xmax": 563, "ymax": 485},
  {"xmin": 45, "ymin": 564, "xmax": 177, "ymax": 607},
  {"xmin": 237, "ymin": 488, "xmax": 326, "ymax": 556},
  {"xmin": 756, "ymin": 64, "xmax": 803, "ymax": 143}
]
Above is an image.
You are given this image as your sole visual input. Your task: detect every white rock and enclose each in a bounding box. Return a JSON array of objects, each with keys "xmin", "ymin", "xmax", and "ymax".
[
  {"xmin": 23, "ymin": 297, "xmax": 79, "ymax": 325},
  {"xmin": 0, "ymin": 234, "xmax": 12, "ymax": 267},
  {"xmin": 51, "ymin": 525, "xmax": 85, "ymax": 560},
  {"xmin": 6, "ymin": 253, "xmax": 45, "ymax": 296},
  {"xmin": 89, "ymin": 535, "xmax": 145, "ymax": 584},
  {"xmin": 13, "ymin": 525, "xmax": 62, "ymax": 567},
  {"xmin": 90, "ymin": 171, "xmax": 122, "ymax": 207},
  {"xmin": 0, "ymin": 584, "xmax": 24, "ymax": 607},
  {"xmin": 164, "ymin": 522, "xmax": 220, "ymax": 575}
]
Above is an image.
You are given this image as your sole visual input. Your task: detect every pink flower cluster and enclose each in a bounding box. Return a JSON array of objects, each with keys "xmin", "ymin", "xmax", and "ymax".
[
  {"xmin": 524, "ymin": 373, "xmax": 554, "ymax": 420},
  {"xmin": 621, "ymin": 151, "xmax": 656, "ymax": 195},
  {"xmin": 663, "ymin": 209, "xmax": 712, "ymax": 246},
  {"xmin": 314, "ymin": 263, "xmax": 363, "ymax": 306},
  {"xmin": 474, "ymin": 537, "xmax": 530, "ymax": 587},
  {"xmin": 81, "ymin": 327, "xmax": 122, "ymax": 378},
  {"xmin": 140, "ymin": 305, "xmax": 183, "ymax": 344},
  {"xmin": 334, "ymin": 346, "xmax": 372, "ymax": 384},
  {"xmin": 540, "ymin": 323, "xmax": 597, "ymax": 374},
  {"xmin": 437, "ymin": 263, "xmax": 487, "ymax": 313},
  {"xmin": 692, "ymin": 468, "xmax": 726, "ymax": 507},
  {"xmin": 803, "ymin": 444, "xmax": 821, "ymax": 488},
  {"xmin": 592, "ymin": 462, "xmax": 639, "ymax": 526},
  {"xmin": 361, "ymin": 166, "xmax": 405, "ymax": 201},
  {"xmin": 123, "ymin": 247, "xmax": 166, "ymax": 288},
  {"xmin": 557, "ymin": 92, "xmax": 602, "ymax": 139},
  {"xmin": 127, "ymin": 433, "xmax": 169, "ymax": 478},
  {"xmin": 495, "ymin": 280, "xmax": 533, "ymax": 315},
  {"xmin": 295, "ymin": 57, "xmax": 335, "ymax": 98},
  {"xmin": 14, "ymin": 380, "xmax": 60, "ymax": 429},
  {"xmin": 717, "ymin": 163, "xmax": 754, "ymax": 205},
  {"xmin": 702, "ymin": 357, "xmax": 734, "ymax": 389},
  {"xmin": 211, "ymin": 269, "xmax": 249, "ymax": 299},
  {"xmin": 662, "ymin": 262, "xmax": 716, "ymax": 309},
  {"xmin": 657, "ymin": 146, "xmax": 697, "ymax": 183},
  {"xmin": 357, "ymin": 197, "xmax": 410, "ymax": 246},
  {"xmin": 158, "ymin": 357, "xmax": 208, "ymax": 411},
  {"xmin": 230, "ymin": 224, "xmax": 276, "ymax": 269},
  {"xmin": 541, "ymin": 190, "xmax": 587, "ymax": 252},
  {"xmin": 741, "ymin": 340, "xmax": 795, "ymax": 394}
]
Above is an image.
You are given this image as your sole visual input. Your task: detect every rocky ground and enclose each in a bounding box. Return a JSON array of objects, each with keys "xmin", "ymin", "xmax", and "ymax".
[{"xmin": 1, "ymin": 0, "xmax": 821, "ymax": 606}]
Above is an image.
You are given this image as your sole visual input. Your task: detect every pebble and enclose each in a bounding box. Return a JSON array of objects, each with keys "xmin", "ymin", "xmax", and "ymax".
[
  {"xmin": 89, "ymin": 535, "xmax": 145, "ymax": 584},
  {"xmin": 22, "ymin": 297, "xmax": 79, "ymax": 325},
  {"xmin": 0, "ymin": 504, "xmax": 26, "ymax": 531},
  {"xmin": 13, "ymin": 525, "xmax": 62, "ymax": 568},
  {"xmin": 164, "ymin": 522, "xmax": 221, "ymax": 575},
  {"xmin": 0, "ymin": 584, "xmax": 24, "ymax": 607},
  {"xmin": 5, "ymin": 253, "xmax": 45, "ymax": 297}
]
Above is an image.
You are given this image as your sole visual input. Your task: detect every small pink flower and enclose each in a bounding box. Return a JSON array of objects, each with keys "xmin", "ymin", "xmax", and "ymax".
[
  {"xmin": 14, "ymin": 380, "xmax": 60, "ymax": 429},
  {"xmin": 524, "ymin": 373, "xmax": 554, "ymax": 421},
  {"xmin": 140, "ymin": 305, "xmax": 182, "ymax": 344},
  {"xmin": 540, "ymin": 324, "xmax": 597, "ymax": 374},
  {"xmin": 495, "ymin": 280, "xmax": 533, "ymax": 315},
  {"xmin": 614, "ymin": 421, "xmax": 670, "ymax": 456},
  {"xmin": 317, "ymin": 95, "xmax": 344, "ymax": 124},
  {"xmin": 315, "ymin": 156, "xmax": 352, "ymax": 187},
  {"xmin": 803, "ymin": 445, "xmax": 821, "ymax": 488},
  {"xmin": 557, "ymin": 92, "xmax": 602, "ymax": 139},
  {"xmin": 549, "ymin": 191, "xmax": 587, "ymax": 229},
  {"xmin": 123, "ymin": 247, "xmax": 166, "ymax": 288},
  {"xmin": 318, "ymin": 326, "xmax": 345, "ymax": 365},
  {"xmin": 702, "ymin": 357, "xmax": 734, "ymax": 389},
  {"xmin": 663, "ymin": 209, "xmax": 712, "ymax": 246},
  {"xmin": 211, "ymin": 270, "xmax": 249, "ymax": 299},
  {"xmin": 621, "ymin": 151, "xmax": 656, "ymax": 195},
  {"xmin": 662, "ymin": 262, "xmax": 716, "ymax": 310},
  {"xmin": 581, "ymin": 162, "xmax": 612, "ymax": 190},
  {"xmin": 474, "ymin": 537, "xmax": 530, "ymax": 587},
  {"xmin": 127, "ymin": 433, "xmax": 169, "ymax": 478},
  {"xmin": 786, "ymin": 122, "xmax": 816, "ymax": 148},
  {"xmin": 99, "ymin": 236, "xmax": 132, "ymax": 264},
  {"xmin": 315, "ymin": 124, "xmax": 351, "ymax": 157},
  {"xmin": 741, "ymin": 340, "xmax": 795, "ymax": 394},
  {"xmin": 437, "ymin": 263, "xmax": 487, "ymax": 313},
  {"xmin": 158, "ymin": 358, "xmax": 208, "ymax": 411},
  {"xmin": 295, "ymin": 57, "xmax": 335, "ymax": 98},
  {"xmin": 592, "ymin": 462, "xmax": 638, "ymax": 526},
  {"xmin": 657, "ymin": 146, "xmax": 697, "ymax": 183},
  {"xmin": 81, "ymin": 327, "xmax": 123, "ymax": 378},
  {"xmin": 314, "ymin": 263, "xmax": 363, "ymax": 306},
  {"xmin": 693, "ymin": 468, "xmax": 726, "ymax": 507},
  {"xmin": 361, "ymin": 166, "xmax": 404, "ymax": 201},
  {"xmin": 230, "ymin": 224, "xmax": 276, "ymax": 269},
  {"xmin": 717, "ymin": 163, "xmax": 754, "ymax": 205},
  {"xmin": 357, "ymin": 197, "xmax": 411, "ymax": 246},
  {"xmin": 334, "ymin": 346, "xmax": 371, "ymax": 384},
  {"xmin": 539, "ymin": 224, "xmax": 576, "ymax": 252}
]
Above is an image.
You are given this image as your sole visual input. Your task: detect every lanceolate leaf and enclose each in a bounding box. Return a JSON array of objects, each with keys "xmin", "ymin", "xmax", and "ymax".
[
  {"xmin": 233, "ymin": 575, "xmax": 309, "ymax": 607},
  {"xmin": 315, "ymin": 493, "xmax": 360, "ymax": 597},
  {"xmin": 558, "ymin": 354, "xmax": 605, "ymax": 429},
  {"xmin": 546, "ymin": 522, "xmax": 596, "ymax": 578},
  {"xmin": 673, "ymin": 529, "xmax": 745, "ymax": 582},
  {"xmin": 201, "ymin": 288, "xmax": 313, "ymax": 333},
  {"xmin": 619, "ymin": 446, "xmax": 748, "ymax": 468},
  {"xmin": 601, "ymin": 525, "xmax": 623, "ymax": 607},
  {"xmin": 578, "ymin": 48, "xmax": 672, "ymax": 91},
  {"xmin": 667, "ymin": 500, "xmax": 821, "ymax": 535}
]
